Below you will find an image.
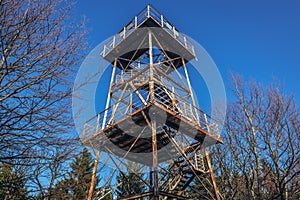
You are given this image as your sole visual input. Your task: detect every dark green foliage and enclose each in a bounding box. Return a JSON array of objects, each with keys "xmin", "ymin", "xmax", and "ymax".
[
  {"xmin": 116, "ymin": 162, "xmax": 146, "ymax": 198},
  {"xmin": 0, "ymin": 163, "xmax": 29, "ymax": 200},
  {"xmin": 52, "ymin": 148, "xmax": 97, "ymax": 199}
]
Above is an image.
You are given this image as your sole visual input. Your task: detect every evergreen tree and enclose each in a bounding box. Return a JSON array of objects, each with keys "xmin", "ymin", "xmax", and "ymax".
[
  {"xmin": 116, "ymin": 162, "xmax": 146, "ymax": 198},
  {"xmin": 0, "ymin": 163, "xmax": 29, "ymax": 200},
  {"xmin": 53, "ymin": 148, "xmax": 97, "ymax": 199}
]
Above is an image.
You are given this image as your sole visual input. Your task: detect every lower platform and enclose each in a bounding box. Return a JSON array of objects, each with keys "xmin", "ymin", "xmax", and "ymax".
[{"xmin": 82, "ymin": 103, "xmax": 221, "ymax": 166}]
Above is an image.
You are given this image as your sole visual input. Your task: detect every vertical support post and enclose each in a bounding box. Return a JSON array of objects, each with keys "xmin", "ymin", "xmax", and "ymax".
[
  {"xmin": 148, "ymin": 31, "xmax": 158, "ymax": 199},
  {"xmin": 147, "ymin": 4, "xmax": 150, "ymax": 17},
  {"xmin": 102, "ymin": 59, "xmax": 117, "ymax": 130},
  {"xmin": 205, "ymin": 150, "xmax": 220, "ymax": 200},
  {"xmin": 149, "ymin": 31, "xmax": 154, "ymax": 102},
  {"xmin": 182, "ymin": 58, "xmax": 200, "ymax": 126},
  {"xmin": 161, "ymin": 15, "xmax": 164, "ymax": 27},
  {"xmin": 135, "ymin": 16, "xmax": 137, "ymax": 28},
  {"xmin": 204, "ymin": 116, "xmax": 220, "ymax": 200},
  {"xmin": 88, "ymin": 151, "xmax": 100, "ymax": 200},
  {"xmin": 150, "ymin": 170, "xmax": 153, "ymax": 186},
  {"xmin": 151, "ymin": 118, "xmax": 159, "ymax": 200}
]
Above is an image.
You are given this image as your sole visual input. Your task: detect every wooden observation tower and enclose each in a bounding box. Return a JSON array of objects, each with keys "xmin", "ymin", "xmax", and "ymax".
[{"xmin": 82, "ymin": 5, "xmax": 222, "ymax": 200}]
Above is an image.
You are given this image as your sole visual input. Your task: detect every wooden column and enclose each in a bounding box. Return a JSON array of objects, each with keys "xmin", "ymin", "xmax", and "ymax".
[
  {"xmin": 87, "ymin": 151, "xmax": 100, "ymax": 200},
  {"xmin": 205, "ymin": 150, "xmax": 220, "ymax": 200},
  {"xmin": 204, "ymin": 114, "xmax": 220, "ymax": 200}
]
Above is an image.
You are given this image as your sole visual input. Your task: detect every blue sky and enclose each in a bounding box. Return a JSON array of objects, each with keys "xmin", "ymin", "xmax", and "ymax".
[{"xmin": 74, "ymin": 0, "xmax": 300, "ymax": 109}]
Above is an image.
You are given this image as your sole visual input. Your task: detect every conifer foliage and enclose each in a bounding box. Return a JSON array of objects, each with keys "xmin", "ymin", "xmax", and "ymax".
[
  {"xmin": 116, "ymin": 162, "xmax": 146, "ymax": 198},
  {"xmin": 53, "ymin": 148, "xmax": 97, "ymax": 199},
  {"xmin": 0, "ymin": 163, "xmax": 29, "ymax": 200}
]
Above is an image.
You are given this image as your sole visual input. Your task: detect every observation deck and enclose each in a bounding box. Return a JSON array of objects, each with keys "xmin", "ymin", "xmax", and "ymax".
[
  {"xmin": 100, "ymin": 5, "xmax": 196, "ymax": 70},
  {"xmin": 82, "ymin": 87, "xmax": 222, "ymax": 165}
]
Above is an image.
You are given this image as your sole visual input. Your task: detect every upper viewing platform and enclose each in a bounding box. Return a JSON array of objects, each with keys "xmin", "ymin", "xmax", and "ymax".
[{"xmin": 100, "ymin": 5, "xmax": 196, "ymax": 69}]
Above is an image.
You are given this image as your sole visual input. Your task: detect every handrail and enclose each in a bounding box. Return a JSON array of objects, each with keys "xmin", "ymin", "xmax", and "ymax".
[
  {"xmin": 100, "ymin": 5, "xmax": 195, "ymax": 58},
  {"xmin": 82, "ymin": 86, "xmax": 221, "ymax": 141}
]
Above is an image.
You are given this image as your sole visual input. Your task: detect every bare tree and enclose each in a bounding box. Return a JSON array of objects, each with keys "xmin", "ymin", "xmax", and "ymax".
[
  {"xmin": 0, "ymin": 0, "xmax": 87, "ymax": 197},
  {"xmin": 214, "ymin": 76, "xmax": 300, "ymax": 200}
]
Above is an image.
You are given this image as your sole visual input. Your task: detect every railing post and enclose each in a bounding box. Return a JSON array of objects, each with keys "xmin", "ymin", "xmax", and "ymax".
[
  {"xmin": 147, "ymin": 5, "xmax": 150, "ymax": 17},
  {"xmin": 96, "ymin": 114, "xmax": 100, "ymax": 133},
  {"xmin": 215, "ymin": 124, "xmax": 220, "ymax": 138},
  {"xmin": 112, "ymin": 36, "xmax": 116, "ymax": 48},
  {"xmin": 135, "ymin": 16, "xmax": 137, "ymax": 28},
  {"xmin": 161, "ymin": 15, "xmax": 164, "ymax": 27},
  {"xmin": 123, "ymin": 27, "xmax": 126, "ymax": 39},
  {"xmin": 189, "ymin": 104, "xmax": 195, "ymax": 123},
  {"xmin": 184, "ymin": 36, "xmax": 187, "ymax": 48},
  {"xmin": 103, "ymin": 45, "xmax": 106, "ymax": 56},
  {"xmin": 172, "ymin": 26, "xmax": 176, "ymax": 38},
  {"xmin": 204, "ymin": 113, "xmax": 209, "ymax": 132},
  {"xmin": 192, "ymin": 45, "xmax": 196, "ymax": 57}
]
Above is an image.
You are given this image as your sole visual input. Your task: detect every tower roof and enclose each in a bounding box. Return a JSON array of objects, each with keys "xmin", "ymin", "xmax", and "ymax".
[{"xmin": 100, "ymin": 5, "xmax": 196, "ymax": 69}]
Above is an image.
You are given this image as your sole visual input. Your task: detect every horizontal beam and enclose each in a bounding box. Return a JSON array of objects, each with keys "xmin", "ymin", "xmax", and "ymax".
[{"xmin": 118, "ymin": 191, "xmax": 153, "ymax": 200}]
